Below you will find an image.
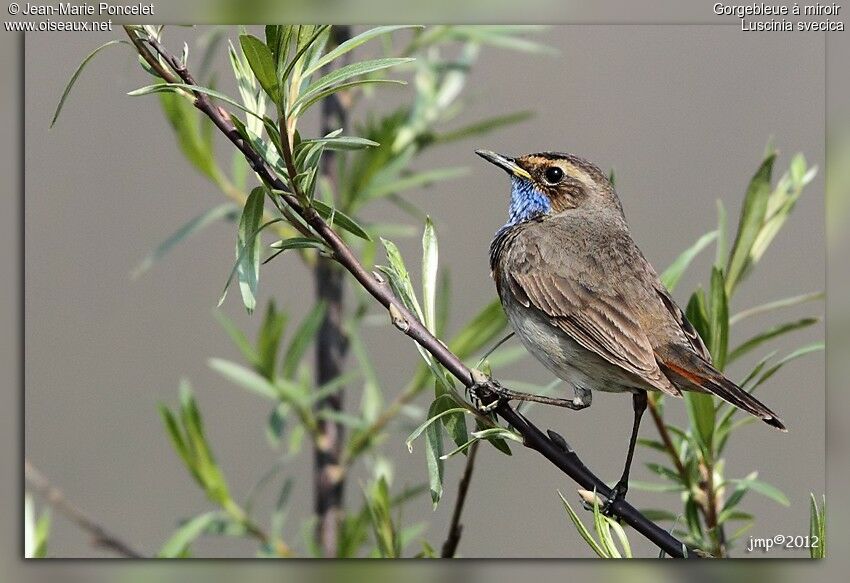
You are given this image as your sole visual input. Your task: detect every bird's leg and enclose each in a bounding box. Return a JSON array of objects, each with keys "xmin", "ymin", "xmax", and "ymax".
[
  {"xmin": 467, "ymin": 370, "xmax": 590, "ymax": 412},
  {"xmin": 603, "ymin": 390, "xmax": 648, "ymax": 516}
]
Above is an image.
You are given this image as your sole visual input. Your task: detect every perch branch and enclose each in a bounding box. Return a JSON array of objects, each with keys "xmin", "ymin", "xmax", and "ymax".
[
  {"xmin": 125, "ymin": 27, "xmax": 696, "ymax": 559},
  {"xmin": 25, "ymin": 460, "xmax": 145, "ymax": 558}
]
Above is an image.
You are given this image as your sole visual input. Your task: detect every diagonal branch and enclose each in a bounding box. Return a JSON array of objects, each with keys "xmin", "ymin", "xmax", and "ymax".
[
  {"xmin": 25, "ymin": 460, "xmax": 145, "ymax": 558},
  {"xmin": 124, "ymin": 27, "xmax": 697, "ymax": 559}
]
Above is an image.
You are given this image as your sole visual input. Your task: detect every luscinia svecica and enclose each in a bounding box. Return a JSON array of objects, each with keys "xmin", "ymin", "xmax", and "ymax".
[{"xmin": 476, "ymin": 150, "xmax": 785, "ymax": 508}]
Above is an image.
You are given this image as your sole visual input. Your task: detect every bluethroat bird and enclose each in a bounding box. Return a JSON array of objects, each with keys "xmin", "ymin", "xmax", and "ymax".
[{"xmin": 476, "ymin": 150, "xmax": 786, "ymax": 508}]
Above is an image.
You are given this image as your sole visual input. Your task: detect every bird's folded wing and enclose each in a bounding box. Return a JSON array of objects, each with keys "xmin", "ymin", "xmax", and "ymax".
[
  {"xmin": 509, "ymin": 271, "xmax": 680, "ymax": 396},
  {"xmin": 654, "ymin": 285, "xmax": 713, "ymax": 364}
]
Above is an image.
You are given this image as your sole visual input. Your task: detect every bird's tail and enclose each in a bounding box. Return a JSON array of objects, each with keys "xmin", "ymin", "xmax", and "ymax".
[{"xmin": 657, "ymin": 346, "xmax": 787, "ymax": 432}]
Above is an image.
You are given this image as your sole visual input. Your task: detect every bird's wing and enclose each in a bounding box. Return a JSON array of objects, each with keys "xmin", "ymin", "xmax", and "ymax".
[
  {"xmin": 508, "ymin": 269, "xmax": 680, "ymax": 396},
  {"xmin": 654, "ymin": 285, "xmax": 713, "ymax": 363}
]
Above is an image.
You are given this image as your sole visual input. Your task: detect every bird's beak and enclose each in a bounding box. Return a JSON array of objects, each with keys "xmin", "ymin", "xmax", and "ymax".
[{"xmin": 476, "ymin": 150, "xmax": 532, "ymax": 180}]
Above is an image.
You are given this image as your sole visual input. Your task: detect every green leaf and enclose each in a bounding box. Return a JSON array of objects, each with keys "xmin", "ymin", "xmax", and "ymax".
[
  {"xmin": 424, "ymin": 399, "xmax": 445, "ymax": 507},
  {"xmin": 294, "ymin": 57, "xmax": 413, "ymax": 112},
  {"xmin": 51, "ymin": 40, "xmax": 129, "ymax": 127},
  {"xmin": 726, "ymin": 153, "xmax": 776, "ymax": 293},
  {"xmin": 157, "ymin": 91, "xmax": 222, "ymax": 182},
  {"xmin": 282, "ymin": 301, "xmax": 327, "ymax": 377},
  {"xmin": 312, "ymin": 200, "xmax": 372, "ymax": 241},
  {"xmin": 809, "ymin": 493, "xmax": 826, "ymax": 558},
  {"xmin": 558, "ymin": 491, "xmax": 607, "ymax": 558},
  {"xmin": 421, "ymin": 217, "xmax": 439, "ymax": 333},
  {"xmin": 660, "ymin": 230, "xmax": 718, "ymax": 291},
  {"xmin": 208, "ymin": 358, "xmax": 279, "ymax": 400},
  {"xmin": 132, "ymin": 203, "xmax": 238, "ymax": 279},
  {"xmin": 236, "ymin": 187, "xmax": 265, "ymax": 313},
  {"xmin": 432, "ymin": 111, "xmax": 534, "ymax": 144},
  {"xmin": 684, "ymin": 392, "xmax": 715, "ymax": 453},
  {"xmin": 298, "ymin": 135, "xmax": 379, "ymax": 151},
  {"xmin": 293, "ymin": 79, "xmax": 407, "ymax": 117},
  {"xmin": 256, "ymin": 300, "xmax": 287, "ymax": 379},
  {"xmin": 750, "ymin": 342, "xmax": 824, "ymax": 391},
  {"xmin": 239, "ymin": 34, "xmax": 278, "ymax": 103},
  {"xmin": 378, "ymin": 238, "xmax": 423, "ymax": 321},
  {"xmin": 728, "ymin": 317, "xmax": 819, "ymax": 363},
  {"xmin": 729, "ymin": 476, "xmax": 790, "ymax": 506},
  {"xmin": 708, "ymin": 267, "xmax": 729, "ymax": 370},
  {"xmin": 433, "ymin": 395, "xmax": 468, "ymax": 449},
  {"xmin": 158, "ymin": 512, "xmax": 220, "ymax": 558},
  {"xmin": 363, "ymin": 167, "xmax": 469, "ymax": 201},
  {"xmin": 213, "ymin": 310, "xmax": 257, "ymax": 365},
  {"xmin": 128, "ymin": 83, "xmax": 267, "ymax": 122},
  {"xmin": 405, "ymin": 406, "xmax": 471, "ymax": 452},
  {"xmin": 730, "ymin": 291, "xmax": 824, "ymax": 325},
  {"xmin": 304, "ymin": 26, "xmax": 420, "ymax": 77}
]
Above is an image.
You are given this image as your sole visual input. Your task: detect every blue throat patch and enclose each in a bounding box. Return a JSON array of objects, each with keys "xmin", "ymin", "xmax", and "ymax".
[{"xmin": 505, "ymin": 177, "xmax": 550, "ymax": 226}]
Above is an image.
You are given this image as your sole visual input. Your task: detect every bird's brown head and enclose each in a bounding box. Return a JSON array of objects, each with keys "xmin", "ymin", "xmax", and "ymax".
[{"xmin": 476, "ymin": 150, "xmax": 618, "ymax": 226}]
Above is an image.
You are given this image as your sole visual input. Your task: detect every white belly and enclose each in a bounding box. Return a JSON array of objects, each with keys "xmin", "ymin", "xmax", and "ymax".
[{"xmin": 505, "ymin": 299, "xmax": 641, "ymax": 395}]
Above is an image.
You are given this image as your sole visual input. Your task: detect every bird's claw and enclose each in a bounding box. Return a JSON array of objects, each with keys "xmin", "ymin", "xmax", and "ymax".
[{"xmin": 467, "ymin": 377, "xmax": 507, "ymax": 413}]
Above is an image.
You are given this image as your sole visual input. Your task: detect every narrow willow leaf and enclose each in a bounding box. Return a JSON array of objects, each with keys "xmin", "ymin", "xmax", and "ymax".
[
  {"xmin": 239, "ymin": 34, "xmax": 279, "ymax": 103},
  {"xmin": 269, "ymin": 237, "xmax": 327, "ymax": 251},
  {"xmin": 282, "ymin": 301, "xmax": 327, "ymax": 377},
  {"xmin": 684, "ymin": 392, "xmax": 715, "ymax": 453},
  {"xmin": 425, "ymin": 399, "xmax": 445, "ymax": 506},
  {"xmin": 312, "ymin": 200, "xmax": 372, "ymax": 241},
  {"xmin": 809, "ymin": 493, "xmax": 826, "ymax": 559},
  {"xmin": 433, "ymin": 111, "xmax": 534, "ymax": 144},
  {"xmin": 277, "ymin": 25, "xmax": 330, "ymax": 88},
  {"xmin": 750, "ymin": 342, "xmax": 823, "ymax": 391},
  {"xmin": 379, "ymin": 238, "xmax": 424, "ymax": 321},
  {"xmin": 726, "ymin": 154, "xmax": 776, "ymax": 293},
  {"xmin": 256, "ymin": 301, "xmax": 287, "ymax": 379},
  {"xmin": 298, "ymin": 135, "xmax": 380, "ymax": 151},
  {"xmin": 421, "ymin": 217, "xmax": 439, "ymax": 333},
  {"xmin": 708, "ymin": 267, "xmax": 729, "ymax": 370},
  {"xmin": 158, "ymin": 512, "xmax": 220, "ymax": 558},
  {"xmin": 728, "ymin": 317, "xmax": 819, "ymax": 363},
  {"xmin": 730, "ymin": 291, "xmax": 824, "ymax": 325},
  {"xmin": 363, "ymin": 167, "xmax": 469, "ymax": 201},
  {"xmin": 208, "ymin": 358, "xmax": 278, "ymax": 400},
  {"xmin": 51, "ymin": 40, "xmax": 129, "ymax": 127},
  {"xmin": 292, "ymin": 79, "xmax": 406, "ymax": 117},
  {"xmin": 158, "ymin": 92, "xmax": 221, "ymax": 182},
  {"xmin": 213, "ymin": 310, "xmax": 257, "ymax": 365},
  {"xmin": 730, "ymin": 476, "xmax": 790, "ymax": 506},
  {"xmin": 236, "ymin": 187, "xmax": 265, "ymax": 313},
  {"xmin": 129, "ymin": 83, "xmax": 266, "ymax": 122},
  {"xmin": 295, "ymin": 57, "xmax": 414, "ymax": 111},
  {"xmin": 405, "ymin": 406, "xmax": 470, "ymax": 452},
  {"xmin": 558, "ymin": 491, "xmax": 607, "ymax": 558},
  {"xmin": 132, "ymin": 203, "xmax": 238, "ymax": 279},
  {"xmin": 304, "ymin": 26, "xmax": 420, "ymax": 77},
  {"xmin": 660, "ymin": 230, "xmax": 718, "ymax": 291}
]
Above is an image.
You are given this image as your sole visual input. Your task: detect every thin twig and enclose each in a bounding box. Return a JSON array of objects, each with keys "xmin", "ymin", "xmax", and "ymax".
[
  {"xmin": 441, "ymin": 441, "xmax": 480, "ymax": 557},
  {"xmin": 25, "ymin": 460, "xmax": 145, "ymax": 558},
  {"xmin": 124, "ymin": 27, "xmax": 696, "ymax": 558}
]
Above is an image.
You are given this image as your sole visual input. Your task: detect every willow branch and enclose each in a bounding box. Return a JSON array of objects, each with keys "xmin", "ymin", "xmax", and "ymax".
[
  {"xmin": 124, "ymin": 28, "xmax": 696, "ymax": 559},
  {"xmin": 25, "ymin": 460, "xmax": 144, "ymax": 558},
  {"xmin": 441, "ymin": 441, "xmax": 480, "ymax": 557}
]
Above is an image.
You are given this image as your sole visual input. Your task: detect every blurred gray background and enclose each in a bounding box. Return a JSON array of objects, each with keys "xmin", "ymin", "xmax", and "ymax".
[{"xmin": 24, "ymin": 26, "xmax": 824, "ymax": 558}]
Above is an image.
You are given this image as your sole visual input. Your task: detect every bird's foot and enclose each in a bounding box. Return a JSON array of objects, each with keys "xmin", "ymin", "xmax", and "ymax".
[
  {"xmin": 601, "ymin": 481, "xmax": 628, "ymax": 517},
  {"xmin": 467, "ymin": 370, "xmax": 508, "ymax": 413}
]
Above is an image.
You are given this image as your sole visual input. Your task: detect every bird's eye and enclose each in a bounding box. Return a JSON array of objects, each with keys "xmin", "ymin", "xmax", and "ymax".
[{"xmin": 543, "ymin": 166, "xmax": 564, "ymax": 185}]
